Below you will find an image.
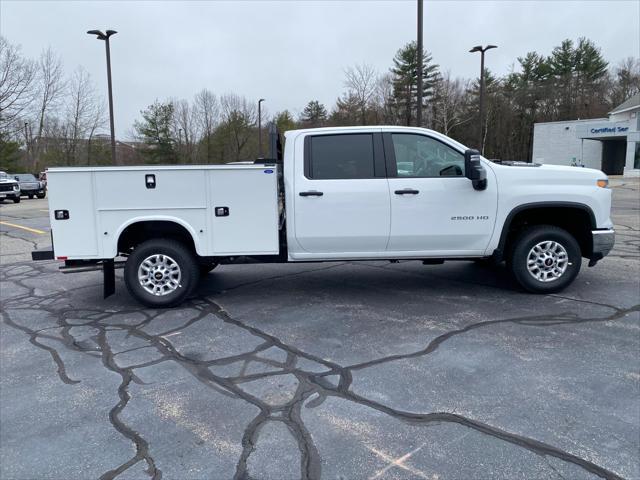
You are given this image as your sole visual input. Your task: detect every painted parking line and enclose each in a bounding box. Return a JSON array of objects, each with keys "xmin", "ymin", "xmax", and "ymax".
[
  {"xmin": 39, "ymin": 209, "xmax": 49, "ymax": 213},
  {"xmin": 0, "ymin": 221, "xmax": 46, "ymax": 235}
]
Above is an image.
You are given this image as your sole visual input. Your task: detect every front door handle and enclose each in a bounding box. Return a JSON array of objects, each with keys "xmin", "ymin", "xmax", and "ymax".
[
  {"xmin": 394, "ymin": 189, "xmax": 419, "ymax": 195},
  {"xmin": 299, "ymin": 190, "xmax": 324, "ymax": 197}
]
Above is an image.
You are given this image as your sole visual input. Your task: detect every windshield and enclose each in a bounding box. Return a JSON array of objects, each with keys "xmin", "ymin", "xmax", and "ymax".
[{"xmin": 14, "ymin": 174, "xmax": 37, "ymax": 181}]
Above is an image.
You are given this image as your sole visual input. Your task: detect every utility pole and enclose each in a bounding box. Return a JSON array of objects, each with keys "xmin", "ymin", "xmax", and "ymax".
[
  {"xmin": 258, "ymin": 98, "xmax": 265, "ymax": 158},
  {"xmin": 416, "ymin": 0, "xmax": 424, "ymax": 127},
  {"xmin": 469, "ymin": 44, "xmax": 497, "ymax": 154},
  {"xmin": 87, "ymin": 29, "xmax": 118, "ymax": 164}
]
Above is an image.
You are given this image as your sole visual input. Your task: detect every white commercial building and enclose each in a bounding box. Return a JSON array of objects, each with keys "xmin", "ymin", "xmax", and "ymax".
[{"xmin": 532, "ymin": 94, "xmax": 640, "ymax": 176}]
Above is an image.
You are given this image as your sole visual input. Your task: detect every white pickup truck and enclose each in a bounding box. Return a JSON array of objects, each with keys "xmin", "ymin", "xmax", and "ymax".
[{"xmin": 33, "ymin": 126, "xmax": 615, "ymax": 307}]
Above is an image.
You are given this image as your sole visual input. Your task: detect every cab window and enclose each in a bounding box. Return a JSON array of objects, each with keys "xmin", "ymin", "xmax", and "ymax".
[
  {"xmin": 391, "ymin": 134, "xmax": 464, "ymax": 177},
  {"xmin": 307, "ymin": 134, "xmax": 375, "ymax": 179}
]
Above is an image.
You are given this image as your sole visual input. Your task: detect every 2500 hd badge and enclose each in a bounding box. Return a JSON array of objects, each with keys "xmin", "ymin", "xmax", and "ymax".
[{"xmin": 451, "ymin": 215, "xmax": 490, "ymax": 220}]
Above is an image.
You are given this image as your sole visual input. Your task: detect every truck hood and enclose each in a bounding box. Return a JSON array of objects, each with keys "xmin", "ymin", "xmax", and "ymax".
[
  {"xmin": 487, "ymin": 161, "xmax": 606, "ymax": 184},
  {"xmin": 535, "ymin": 163, "xmax": 604, "ymax": 176}
]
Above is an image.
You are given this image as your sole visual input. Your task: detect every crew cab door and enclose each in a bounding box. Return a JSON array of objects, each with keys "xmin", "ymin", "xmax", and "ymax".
[
  {"xmin": 293, "ymin": 132, "xmax": 390, "ymax": 254},
  {"xmin": 384, "ymin": 132, "xmax": 497, "ymax": 255}
]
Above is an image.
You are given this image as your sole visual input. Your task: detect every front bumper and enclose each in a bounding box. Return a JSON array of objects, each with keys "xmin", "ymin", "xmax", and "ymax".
[
  {"xmin": 591, "ymin": 229, "xmax": 615, "ymax": 261},
  {"xmin": 20, "ymin": 187, "xmax": 45, "ymax": 194},
  {"xmin": 0, "ymin": 189, "xmax": 20, "ymax": 198}
]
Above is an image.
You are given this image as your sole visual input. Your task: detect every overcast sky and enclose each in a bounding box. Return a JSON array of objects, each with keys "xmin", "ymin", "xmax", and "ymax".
[{"xmin": 2, "ymin": 0, "xmax": 639, "ymax": 138}]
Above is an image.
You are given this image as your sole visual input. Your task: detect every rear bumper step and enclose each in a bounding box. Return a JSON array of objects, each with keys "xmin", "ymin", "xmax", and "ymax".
[{"xmin": 31, "ymin": 249, "xmax": 54, "ymax": 261}]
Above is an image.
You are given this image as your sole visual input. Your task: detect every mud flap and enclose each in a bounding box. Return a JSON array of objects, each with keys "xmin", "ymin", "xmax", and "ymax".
[{"xmin": 103, "ymin": 259, "xmax": 115, "ymax": 298}]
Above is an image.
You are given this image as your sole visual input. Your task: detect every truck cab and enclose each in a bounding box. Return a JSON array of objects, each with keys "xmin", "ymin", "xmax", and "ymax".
[
  {"xmin": 35, "ymin": 126, "xmax": 615, "ymax": 307},
  {"xmin": 285, "ymin": 127, "xmax": 497, "ymax": 260}
]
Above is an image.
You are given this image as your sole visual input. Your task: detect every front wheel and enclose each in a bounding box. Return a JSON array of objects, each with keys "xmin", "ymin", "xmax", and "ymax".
[
  {"xmin": 124, "ymin": 239, "xmax": 200, "ymax": 307},
  {"xmin": 12, "ymin": 196, "xmax": 20, "ymax": 203},
  {"xmin": 37, "ymin": 192, "xmax": 46, "ymax": 199},
  {"xmin": 509, "ymin": 225, "xmax": 581, "ymax": 293}
]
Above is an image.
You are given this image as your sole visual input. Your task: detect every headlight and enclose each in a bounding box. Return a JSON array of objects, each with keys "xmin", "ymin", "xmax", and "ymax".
[
  {"xmin": 13, "ymin": 184, "xmax": 19, "ymax": 191},
  {"xmin": 597, "ymin": 179, "xmax": 609, "ymax": 188}
]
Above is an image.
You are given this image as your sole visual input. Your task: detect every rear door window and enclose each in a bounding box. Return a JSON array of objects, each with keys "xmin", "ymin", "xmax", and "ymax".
[{"xmin": 307, "ymin": 134, "xmax": 375, "ymax": 179}]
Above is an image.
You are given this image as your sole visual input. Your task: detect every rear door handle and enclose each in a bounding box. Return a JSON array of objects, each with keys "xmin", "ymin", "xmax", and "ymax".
[
  {"xmin": 394, "ymin": 189, "xmax": 419, "ymax": 195},
  {"xmin": 299, "ymin": 191, "xmax": 324, "ymax": 197}
]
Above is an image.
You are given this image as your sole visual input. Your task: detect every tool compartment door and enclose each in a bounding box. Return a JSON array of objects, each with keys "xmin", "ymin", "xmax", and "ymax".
[
  {"xmin": 47, "ymin": 170, "xmax": 99, "ymax": 258},
  {"xmin": 209, "ymin": 167, "xmax": 279, "ymax": 255}
]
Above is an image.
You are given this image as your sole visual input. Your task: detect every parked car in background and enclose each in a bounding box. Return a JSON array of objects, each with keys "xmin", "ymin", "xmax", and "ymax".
[
  {"xmin": 0, "ymin": 171, "xmax": 21, "ymax": 203},
  {"xmin": 12, "ymin": 173, "xmax": 46, "ymax": 199}
]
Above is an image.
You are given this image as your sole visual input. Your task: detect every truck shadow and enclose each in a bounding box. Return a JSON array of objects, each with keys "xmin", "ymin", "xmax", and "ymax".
[{"xmin": 195, "ymin": 260, "xmax": 520, "ymax": 300}]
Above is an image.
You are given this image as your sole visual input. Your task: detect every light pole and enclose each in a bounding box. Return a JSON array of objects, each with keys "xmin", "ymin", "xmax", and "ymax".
[
  {"xmin": 87, "ymin": 29, "xmax": 117, "ymax": 164},
  {"xmin": 23, "ymin": 122, "xmax": 30, "ymax": 166},
  {"xmin": 469, "ymin": 44, "xmax": 497, "ymax": 154},
  {"xmin": 258, "ymin": 98, "xmax": 265, "ymax": 158},
  {"xmin": 416, "ymin": 0, "xmax": 424, "ymax": 127}
]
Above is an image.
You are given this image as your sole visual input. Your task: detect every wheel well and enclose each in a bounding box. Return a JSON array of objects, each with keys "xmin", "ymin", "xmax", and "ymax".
[
  {"xmin": 500, "ymin": 206, "xmax": 593, "ymax": 258},
  {"xmin": 118, "ymin": 221, "xmax": 196, "ymax": 255}
]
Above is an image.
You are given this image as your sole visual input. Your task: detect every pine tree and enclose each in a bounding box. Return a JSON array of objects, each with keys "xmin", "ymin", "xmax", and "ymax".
[
  {"xmin": 299, "ymin": 100, "xmax": 327, "ymax": 127},
  {"xmin": 274, "ymin": 110, "xmax": 296, "ymax": 134},
  {"xmin": 390, "ymin": 41, "xmax": 440, "ymax": 126},
  {"xmin": 134, "ymin": 100, "xmax": 177, "ymax": 164}
]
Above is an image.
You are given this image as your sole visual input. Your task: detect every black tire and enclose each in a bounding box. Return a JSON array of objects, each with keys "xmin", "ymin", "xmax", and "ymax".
[
  {"xmin": 37, "ymin": 192, "xmax": 46, "ymax": 199},
  {"xmin": 509, "ymin": 225, "xmax": 581, "ymax": 293},
  {"xmin": 28, "ymin": 194, "xmax": 33, "ymax": 199},
  {"xmin": 199, "ymin": 262, "xmax": 219, "ymax": 276},
  {"xmin": 12, "ymin": 196, "xmax": 20, "ymax": 203},
  {"xmin": 124, "ymin": 239, "xmax": 200, "ymax": 308}
]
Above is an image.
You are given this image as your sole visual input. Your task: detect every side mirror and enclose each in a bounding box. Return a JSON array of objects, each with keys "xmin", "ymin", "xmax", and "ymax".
[{"xmin": 464, "ymin": 149, "xmax": 487, "ymax": 191}]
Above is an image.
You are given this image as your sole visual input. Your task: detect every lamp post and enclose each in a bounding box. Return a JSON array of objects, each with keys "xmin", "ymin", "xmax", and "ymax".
[
  {"xmin": 23, "ymin": 122, "xmax": 30, "ymax": 166},
  {"xmin": 87, "ymin": 29, "xmax": 117, "ymax": 164},
  {"xmin": 416, "ymin": 0, "xmax": 424, "ymax": 127},
  {"xmin": 258, "ymin": 98, "xmax": 265, "ymax": 158},
  {"xmin": 469, "ymin": 44, "xmax": 497, "ymax": 154}
]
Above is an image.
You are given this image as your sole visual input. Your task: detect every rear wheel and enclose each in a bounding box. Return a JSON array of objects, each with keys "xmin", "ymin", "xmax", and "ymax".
[
  {"xmin": 37, "ymin": 192, "xmax": 46, "ymax": 199},
  {"xmin": 124, "ymin": 239, "xmax": 199, "ymax": 307},
  {"xmin": 509, "ymin": 225, "xmax": 581, "ymax": 293}
]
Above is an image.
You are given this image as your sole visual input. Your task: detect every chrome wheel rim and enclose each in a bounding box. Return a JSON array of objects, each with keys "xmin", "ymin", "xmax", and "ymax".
[
  {"xmin": 526, "ymin": 241, "xmax": 569, "ymax": 283},
  {"xmin": 138, "ymin": 254, "xmax": 182, "ymax": 296}
]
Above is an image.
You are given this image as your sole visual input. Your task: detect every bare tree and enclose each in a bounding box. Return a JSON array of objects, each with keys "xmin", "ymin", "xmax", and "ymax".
[
  {"xmin": 609, "ymin": 57, "xmax": 640, "ymax": 107},
  {"xmin": 374, "ymin": 72, "xmax": 397, "ymax": 124},
  {"xmin": 344, "ymin": 63, "xmax": 378, "ymax": 124},
  {"xmin": 0, "ymin": 36, "xmax": 36, "ymax": 136},
  {"xmin": 218, "ymin": 93, "xmax": 257, "ymax": 161},
  {"xmin": 173, "ymin": 98, "xmax": 198, "ymax": 163},
  {"xmin": 63, "ymin": 67, "xmax": 104, "ymax": 164},
  {"xmin": 193, "ymin": 89, "xmax": 218, "ymax": 162},
  {"xmin": 32, "ymin": 47, "xmax": 66, "ymax": 168},
  {"xmin": 433, "ymin": 72, "xmax": 470, "ymax": 135}
]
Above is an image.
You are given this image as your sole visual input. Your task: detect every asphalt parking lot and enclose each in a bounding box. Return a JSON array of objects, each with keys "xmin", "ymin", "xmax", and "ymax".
[{"xmin": 1, "ymin": 181, "xmax": 639, "ymax": 480}]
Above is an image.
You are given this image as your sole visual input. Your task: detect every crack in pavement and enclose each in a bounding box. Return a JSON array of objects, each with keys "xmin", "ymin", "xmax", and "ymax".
[{"xmin": 1, "ymin": 261, "xmax": 636, "ymax": 480}]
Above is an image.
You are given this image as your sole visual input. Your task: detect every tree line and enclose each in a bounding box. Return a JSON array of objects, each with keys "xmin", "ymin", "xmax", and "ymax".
[{"xmin": 1, "ymin": 34, "xmax": 638, "ymax": 171}]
